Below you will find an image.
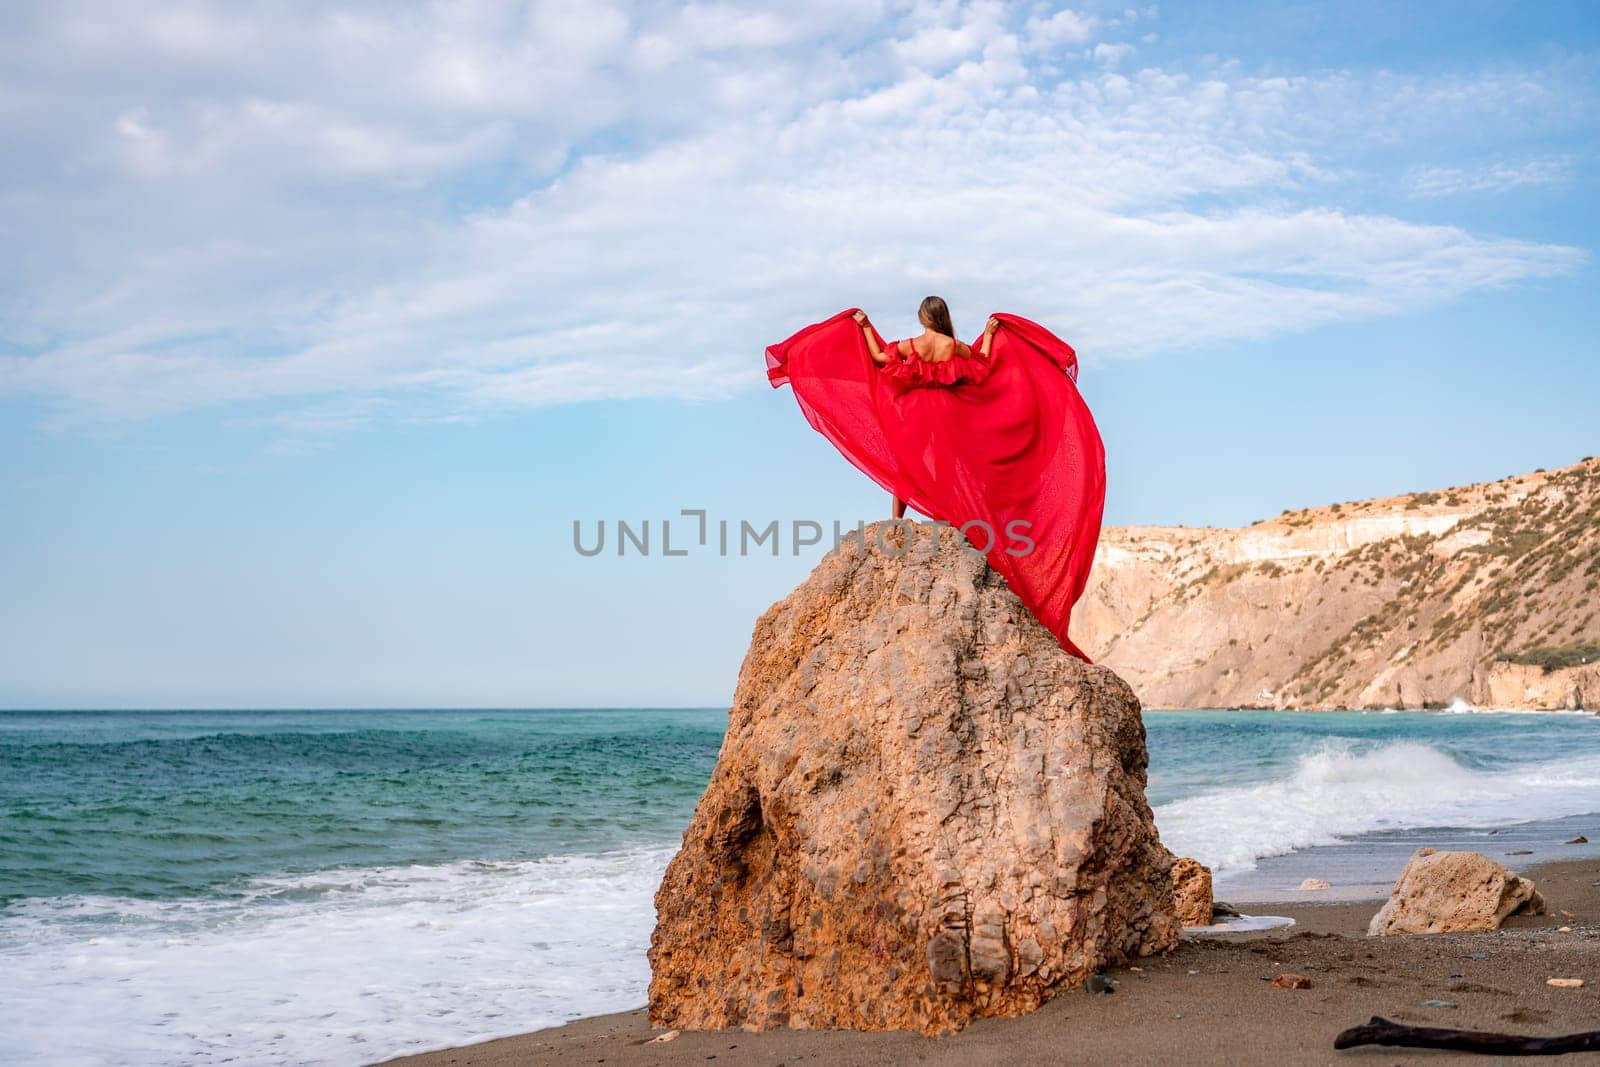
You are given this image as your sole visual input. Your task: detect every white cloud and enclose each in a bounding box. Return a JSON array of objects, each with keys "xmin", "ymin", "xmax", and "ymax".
[
  {"xmin": 1406, "ymin": 157, "xmax": 1574, "ymax": 198},
  {"xmin": 0, "ymin": 1, "xmax": 1589, "ymax": 421},
  {"xmin": 1091, "ymin": 41, "xmax": 1135, "ymax": 67},
  {"xmin": 1023, "ymin": 8, "xmax": 1098, "ymax": 48}
]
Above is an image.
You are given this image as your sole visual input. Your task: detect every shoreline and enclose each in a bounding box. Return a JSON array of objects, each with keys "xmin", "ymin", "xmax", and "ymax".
[{"xmin": 383, "ymin": 856, "xmax": 1600, "ymax": 1067}]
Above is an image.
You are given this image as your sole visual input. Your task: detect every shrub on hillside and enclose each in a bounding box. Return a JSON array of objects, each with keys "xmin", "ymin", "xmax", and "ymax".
[{"xmin": 1497, "ymin": 641, "xmax": 1600, "ymax": 672}]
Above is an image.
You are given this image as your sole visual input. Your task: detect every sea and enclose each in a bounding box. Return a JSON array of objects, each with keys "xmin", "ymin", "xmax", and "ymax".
[{"xmin": 5, "ymin": 707, "xmax": 1600, "ymax": 1065}]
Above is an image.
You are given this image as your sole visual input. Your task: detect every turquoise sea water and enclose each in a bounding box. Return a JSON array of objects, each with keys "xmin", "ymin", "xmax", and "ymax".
[
  {"xmin": 1, "ymin": 708, "xmax": 723, "ymax": 903},
  {"xmin": 4, "ymin": 707, "xmax": 1600, "ymax": 1064}
]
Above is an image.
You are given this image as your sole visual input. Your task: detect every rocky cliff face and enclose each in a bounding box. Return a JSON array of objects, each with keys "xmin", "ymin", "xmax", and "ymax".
[
  {"xmin": 1071, "ymin": 458, "xmax": 1600, "ymax": 710},
  {"xmin": 649, "ymin": 524, "xmax": 1179, "ymax": 1035}
]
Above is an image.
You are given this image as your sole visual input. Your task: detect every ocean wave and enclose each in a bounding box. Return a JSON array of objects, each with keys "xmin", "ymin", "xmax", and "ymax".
[
  {"xmin": 1154, "ymin": 739, "xmax": 1600, "ymax": 874},
  {"xmin": 0, "ymin": 846, "xmax": 677, "ymax": 1066}
]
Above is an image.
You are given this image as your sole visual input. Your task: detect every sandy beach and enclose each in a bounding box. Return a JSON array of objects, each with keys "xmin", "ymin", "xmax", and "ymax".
[{"xmin": 386, "ymin": 857, "xmax": 1600, "ymax": 1067}]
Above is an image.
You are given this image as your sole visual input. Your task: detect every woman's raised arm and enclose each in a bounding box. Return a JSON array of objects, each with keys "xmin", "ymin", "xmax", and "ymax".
[
  {"xmin": 853, "ymin": 310, "xmax": 890, "ymax": 364},
  {"xmin": 979, "ymin": 316, "xmax": 999, "ymax": 359}
]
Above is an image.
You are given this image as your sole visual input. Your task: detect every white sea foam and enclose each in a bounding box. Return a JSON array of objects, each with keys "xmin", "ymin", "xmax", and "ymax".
[
  {"xmin": 1185, "ymin": 914, "xmax": 1295, "ymax": 935},
  {"xmin": 0, "ymin": 847, "xmax": 676, "ymax": 1066},
  {"xmin": 1155, "ymin": 740, "xmax": 1600, "ymax": 875}
]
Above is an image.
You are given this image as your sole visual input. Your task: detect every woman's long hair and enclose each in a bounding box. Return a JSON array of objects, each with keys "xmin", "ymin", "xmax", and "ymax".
[{"xmin": 918, "ymin": 295, "xmax": 955, "ymax": 338}]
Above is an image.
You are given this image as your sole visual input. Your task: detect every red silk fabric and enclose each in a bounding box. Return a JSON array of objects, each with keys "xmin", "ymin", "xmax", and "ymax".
[{"xmin": 767, "ymin": 309, "xmax": 1106, "ymax": 661}]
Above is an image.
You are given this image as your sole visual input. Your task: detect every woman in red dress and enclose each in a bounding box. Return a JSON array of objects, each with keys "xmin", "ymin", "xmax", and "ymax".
[
  {"xmin": 855, "ymin": 297, "xmax": 998, "ymax": 518},
  {"xmin": 766, "ymin": 296, "xmax": 1106, "ymax": 660}
]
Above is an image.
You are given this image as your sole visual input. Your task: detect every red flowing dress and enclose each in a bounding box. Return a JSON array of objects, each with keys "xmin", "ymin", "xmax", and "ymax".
[{"xmin": 766, "ymin": 309, "xmax": 1105, "ymax": 661}]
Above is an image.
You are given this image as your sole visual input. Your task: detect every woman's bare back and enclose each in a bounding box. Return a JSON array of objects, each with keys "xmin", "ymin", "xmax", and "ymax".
[{"xmin": 903, "ymin": 333, "xmax": 973, "ymax": 363}]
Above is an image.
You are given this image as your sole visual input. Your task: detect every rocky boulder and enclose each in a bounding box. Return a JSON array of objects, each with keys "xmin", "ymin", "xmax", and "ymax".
[
  {"xmin": 1170, "ymin": 857, "xmax": 1213, "ymax": 927},
  {"xmin": 648, "ymin": 523, "xmax": 1181, "ymax": 1035},
  {"xmin": 1368, "ymin": 848, "xmax": 1546, "ymax": 936}
]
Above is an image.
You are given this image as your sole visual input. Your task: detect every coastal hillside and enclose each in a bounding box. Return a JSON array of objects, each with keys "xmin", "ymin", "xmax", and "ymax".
[{"xmin": 1071, "ymin": 458, "xmax": 1600, "ymax": 710}]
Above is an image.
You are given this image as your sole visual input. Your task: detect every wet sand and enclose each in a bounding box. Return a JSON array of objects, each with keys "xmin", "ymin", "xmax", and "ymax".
[{"xmin": 383, "ymin": 858, "xmax": 1600, "ymax": 1066}]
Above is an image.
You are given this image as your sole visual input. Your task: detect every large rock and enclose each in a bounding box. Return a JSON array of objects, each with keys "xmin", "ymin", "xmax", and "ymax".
[
  {"xmin": 648, "ymin": 523, "xmax": 1180, "ymax": 1035},
  {"xmin": 1368, "ymin": 848, "xmax": 1546, "ymax": 936}
]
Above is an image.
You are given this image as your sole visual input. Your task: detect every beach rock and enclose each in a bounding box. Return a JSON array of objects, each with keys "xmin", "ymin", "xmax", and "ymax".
[
  {"xmin": 1567, "ymin": 836, "xmax": 1587, "ymax": 844},
  {"xmin": 648, "ymin": 523, "xmax": 1181, "ymax": 1036},
  {"xmin": 1368, "ymin": 849, "xmax": 1546, "ymax": 936},
  {"xmin": 1547, "ymin": 977, "xmax": 1584, "ymax": 988},
  {"xmin": 1298, "ymin": 878, "xmax": 1331, "ymax": 891},
  {"xmin": 1271, "ymin": 973, "xmax": 1313, "ymax": 990},
  {"xmin": 1170, "ymin": 858, "xmax": 1213, "ymax": 927}
]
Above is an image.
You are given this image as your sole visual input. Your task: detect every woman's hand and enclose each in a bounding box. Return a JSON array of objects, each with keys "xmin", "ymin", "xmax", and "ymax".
[{"xmin": 853, "ymin": 310, "xmax": 870, "ymax": 328}]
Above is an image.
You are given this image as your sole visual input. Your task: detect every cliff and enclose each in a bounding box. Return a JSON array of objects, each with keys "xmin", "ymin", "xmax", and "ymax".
[
  {"xmin": 1071, "ymin": 457, "xmax": 1600, "ymax": 710},
  {"xmin": 649, "ymin": 524, "xmax": 1180, "ymax": 1034}
]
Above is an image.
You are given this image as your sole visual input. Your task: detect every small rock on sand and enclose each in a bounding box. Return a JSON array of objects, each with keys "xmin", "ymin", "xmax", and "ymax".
[
  {"xmin": 648, "ymin": 1030, "xmax": 681, "ymax": 1043},
  {"xmin": 1369, "ymin": 849, "xmax": 1545, "ymax": 936},
  {"xmin": 1548, "ymin": 978, "xmax": 1585, "ymax": 989},
  {"xmin": 1170, "ymin": 857, "xmax": 1213, "ymax": 927},
  {"xmin": 1271, "ymin": 973, "xmax": 1313, "ymax": 990},
  {"xmin": 1420, "ymin": 999, "xmax": 1457, "ymax": 1009},
  {"xmin": 1567, "ymin": 836, "xmax": 1588, "ymax": 844},
  {"xmin": 1297, "ymin": 878, "xmax": 1331, "ymax": 891}
]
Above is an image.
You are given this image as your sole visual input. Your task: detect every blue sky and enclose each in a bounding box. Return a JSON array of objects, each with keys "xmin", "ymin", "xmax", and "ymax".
[{"xmin": 1, "ymin": 1, "xmax": 1596, "ymax": 708}]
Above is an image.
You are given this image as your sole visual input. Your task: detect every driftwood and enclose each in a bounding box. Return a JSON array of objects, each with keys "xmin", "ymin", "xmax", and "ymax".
[{"xmin": 1335, "ymin": 1016, "xmax": 1600, "ymax": 1055}]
